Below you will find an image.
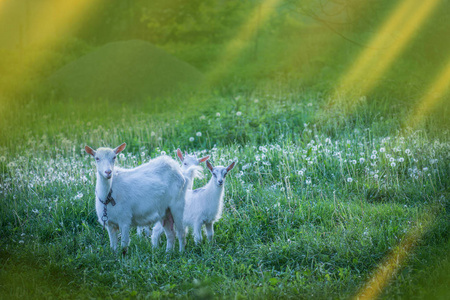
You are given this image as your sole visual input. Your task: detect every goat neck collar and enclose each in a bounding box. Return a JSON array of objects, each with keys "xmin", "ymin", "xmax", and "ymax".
[{"xmin": 96, "ymin": 188, "xmax": 116, "ymax": 206}]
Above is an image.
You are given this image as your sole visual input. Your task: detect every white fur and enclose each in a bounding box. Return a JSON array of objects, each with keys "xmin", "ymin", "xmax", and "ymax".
[
  {"xmin": 85, "ymin": 144, "xmax": 187, "ymax": 254},
  {"xmin": 148, "ymin": 150, "xmax": 209, "ymax": 246},
  {"xmin": 152, "ymin": 160, "xmax": 235, "ymax": 245}
]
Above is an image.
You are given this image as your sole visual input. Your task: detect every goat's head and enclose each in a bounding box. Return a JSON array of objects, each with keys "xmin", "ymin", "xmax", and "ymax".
[
  {"xmin": 176, "ymin": 148, "xmax": 209, "ymax": 170},
  {"xmin": 85, "ymin": 143, "xmax": 126, "ymax": 180},
  {"xmin": 206, "ymin": 160, "xmax": 235, "ymax": 187}
]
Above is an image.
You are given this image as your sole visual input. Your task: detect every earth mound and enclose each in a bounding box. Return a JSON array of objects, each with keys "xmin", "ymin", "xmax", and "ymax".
[{"xmin": 47, "ymin": 40, "xmax": 204, "ymax": 101}]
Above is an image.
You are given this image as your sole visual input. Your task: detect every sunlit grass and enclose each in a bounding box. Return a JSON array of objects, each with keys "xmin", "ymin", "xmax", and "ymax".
[{"xmin": 1, "ymin": 90, "xmax": 449, "ymax": 298}]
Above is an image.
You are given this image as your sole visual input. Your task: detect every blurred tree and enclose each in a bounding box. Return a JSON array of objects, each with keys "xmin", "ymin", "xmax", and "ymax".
[{"xmin": 76, "ymin": 0, "xmax": 251, "ymax": 45}]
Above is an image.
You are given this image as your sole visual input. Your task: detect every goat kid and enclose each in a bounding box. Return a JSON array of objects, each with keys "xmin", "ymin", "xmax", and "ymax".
[
  {"xmin": 176, "ymin": 148, "xmax": 210, "ymax": 189},
  {"xmin": 85, "ymin": 143, "xmax": 186, "ymax": 254},
  {"xmin": 152, "ymin": 159, "xmax": 235, "ymax": 246}
]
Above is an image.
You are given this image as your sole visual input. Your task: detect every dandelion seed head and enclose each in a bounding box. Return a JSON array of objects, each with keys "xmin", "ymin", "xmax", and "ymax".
[
  {"xmin": 196, "ymin": 132, "xmax": 202, "ymax": 137},
  {"xmin": 189, "ymin": 137, "xmax": 195, "ymax": 142},
  {"xmin": 236, "ymin": 111, "xmax": 242, "ymax": 116}
]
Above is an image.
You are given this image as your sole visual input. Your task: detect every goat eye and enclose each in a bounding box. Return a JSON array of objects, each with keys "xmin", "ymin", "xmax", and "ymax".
[
  {"xmin": 113, "ymin": 156, "xmax": 117, "ymax": 160},
  {"xmin": 95, "ymin": 157, "xmax": 99, "ymax": 161},
  {"xmin": 213, "ymin": 173, "xmax": 217, "ymax": 177},
  {"xmin": 184, "ymin": 163, "xmax": 187, "ymax": 165}
]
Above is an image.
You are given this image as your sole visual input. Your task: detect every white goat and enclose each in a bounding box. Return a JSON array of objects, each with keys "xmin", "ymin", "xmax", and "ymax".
[
  {"xmin": 85, "ymin": 143, "xmax": 187, "ymax": 254},
  {"xmin": 176, "ymin": 148, "xmax": 210, "ymax": 189},
  {"xmin": 140, "ymin": 149, "xmax": 209, "ymax": 240},
  {"xmin": 152, "ymin": 159, "xmax": 235, "ymax": 245}
]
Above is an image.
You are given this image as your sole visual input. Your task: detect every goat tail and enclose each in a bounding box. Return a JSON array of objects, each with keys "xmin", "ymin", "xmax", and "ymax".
[{"xmin": 183, "ymin": 165, "xmax": 204, "ymax": 181}]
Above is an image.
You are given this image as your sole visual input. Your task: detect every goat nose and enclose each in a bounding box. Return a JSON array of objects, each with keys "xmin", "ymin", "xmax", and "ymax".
[
  {"xmin": 218, "ymin": 180, "xmax": 223, "ymax": 184},
  {"xmin": 105, "ymin": 170, "xmax": 112, "ymax": 175}
]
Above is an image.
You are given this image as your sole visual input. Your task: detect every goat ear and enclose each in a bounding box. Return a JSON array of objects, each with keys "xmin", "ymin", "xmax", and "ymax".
[
  {"xmin": 114, "ymin": 143, "xmax": 126, "ymax": 154},
  {"xmin": 198, "ymin": 155, "xmax": 210, "ymax": 163},
  {"xmin": 177, "ymin": 148, "xmax": 184, "ymax": 161},
  {"xmin": 226, "ymin": 161, "xmax": 236, "ymax": 172},
  {"xmin": 85, "ymin": 146, "xmax": 96, "ymax": 157},
  {"xmin": 206, "ymin": 160, "xmax": 214, "ymax": 172}
]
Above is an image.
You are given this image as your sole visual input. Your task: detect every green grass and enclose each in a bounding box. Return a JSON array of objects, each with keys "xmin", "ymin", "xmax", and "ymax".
[{"xmin": 1, "ymin": 84, "xmax": 449, "ymax": 299}]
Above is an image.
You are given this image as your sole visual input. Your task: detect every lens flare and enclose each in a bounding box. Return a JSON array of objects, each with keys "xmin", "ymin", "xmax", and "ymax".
[
  {"xmin": 1, "ymin": 0, "xmax": 100, "ymax": 95},
  {"xmin": 329, "ymin": 0, "xmax": 442, "ymax": 108},
  {"xmin": 354, "ymin": 212, "xmax": 435, "ymax": 300},
  {"xmin": 405, "ymin": 58, "xmax": 450, "ymax": 129}
]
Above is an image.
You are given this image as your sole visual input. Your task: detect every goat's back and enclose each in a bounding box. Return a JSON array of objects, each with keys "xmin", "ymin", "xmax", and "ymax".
[{"xmin": 108, "ymin": 156, "xmax": 185, "ymax": 225}]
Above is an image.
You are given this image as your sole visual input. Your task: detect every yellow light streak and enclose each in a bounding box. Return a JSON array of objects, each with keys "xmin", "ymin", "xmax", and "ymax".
[
  {"xmin": 27, "ymin": 0, "xmax": 98, "ymax": 47},
  {"xmin": 405, "ymin": 58, "xmax": 450, "ymax": 129},
  {"xmin": 332, "ymin": 0, "xmax": 441, "ymax": 101},
  {"xmin": 358, "ymin": 0, "xmax": 441, "ymax": 94},
  {"xmin": 206, "ymin": 0, "xmax": 282, "ymax": 83},
  {"xmin": 354, "ymin": 213, "xmax": 434, "ymax": 300},
  {"xmin": 0, "ymin": 0, "xmax": 100, "ymax": 96},
  {"xmin": 335, "ymin": 0, "xmax": 417, "ymax": 94}
]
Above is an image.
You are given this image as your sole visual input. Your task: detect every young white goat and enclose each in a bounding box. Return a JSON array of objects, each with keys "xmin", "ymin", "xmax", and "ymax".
[
  {"xmin": 152, "ymin": 159, "xmax": 235, "ymax": 245},
  {"xmin": 176, "ymin": 148, "xmax": 210, "ymax": 189},
  {"xmin": 85, "ymin": 143, "xmax": 187, "ymax": 254},
  {"xmin": 142, "ymin": 149, "xmax": 209, "ymax": 242}
]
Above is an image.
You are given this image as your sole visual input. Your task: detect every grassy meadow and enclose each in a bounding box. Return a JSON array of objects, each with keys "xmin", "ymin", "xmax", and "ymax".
[
  {"xmin": 1, "ymin": 0, "xmax": 450, "ymax": 299},
  {"xmin": 1, "ymin": 86, "xmax": 449, "ymax": 299}
]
